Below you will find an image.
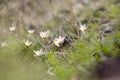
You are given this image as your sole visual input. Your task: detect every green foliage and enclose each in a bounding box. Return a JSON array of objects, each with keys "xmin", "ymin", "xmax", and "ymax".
[{"xmin": 110, "ymin": 5, "xmax": 120, "ymax": 17}]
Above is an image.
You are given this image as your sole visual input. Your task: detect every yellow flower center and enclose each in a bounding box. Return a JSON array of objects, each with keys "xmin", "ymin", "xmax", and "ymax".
[
  {"xmin": 83, "ymin": 27, "xmax": 87, "ymax": 31},
  {"xmin": 53, "ymin": 41, "xmax": 57, "ymax": 45},
  {"xmin": 25, "ymin": 43, "xmax": 31, "ymax": 46},
  {"xmin": 42, "ymin": 36, "xmax": 47, "ymax": 39},
  {"xmin": 38, "ymin": 53, "xmax": 43, "ymax": 56},
  {"xmin": 59, "ymin": 40, "xmax": 63, "ymax": 44}
]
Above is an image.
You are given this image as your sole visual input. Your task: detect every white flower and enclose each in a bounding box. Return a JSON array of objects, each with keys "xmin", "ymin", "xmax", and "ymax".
[
  {"xmin": 9, "ymin": 24, "xmax": 16, "ymax": 31},
  {"xmin": 1, "ymin": 41, "xmax": 7, "ymax": 47},
  {"xmin": 34, "ymin": 49, "xmax": 45, "ymax": 57},
  {"xmin": 24, "ymin": 40, "xmax": 32, "ymax": 47},
  {"xmin": 27, "ymin": 29, "xmax": 34, "ymax": 34},
  {"xmin": 79, "ymin": 24, "xmax": 87, "ymax": 32},
  {"xmin": 58, "ymin": 36, "xmax": 65, "ymax": 44},
  {"xmin": 39, "ymin": 30, "xmax": 50, "ymax": 39},
  {"xmin": 53, "ymin": 38, "xmax": 60, "ymax": 47},
  {"xmin": 53, "ymin": 36, "xmax": 65, "ymax": 47}
]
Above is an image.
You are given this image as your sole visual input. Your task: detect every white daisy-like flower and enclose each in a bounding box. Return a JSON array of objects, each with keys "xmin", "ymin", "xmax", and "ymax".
[
  {"xmin": 9, "ymin": 24, "xmax": 16, "ymax": 31},
  {"xmin": 27, "ymin": 29, "xmax": 34, "ymax": 34},
  {"xmin": 53, "ymin": 38, "xmax": 60, "ymax": 47},
  {"xmin": 79, "ymin": 24, "xmax": 87, "ymax": 32},
  {"xmin": 34, "ymin": 49, "xmax": 45, "ymax": 57},
  {"xmin": 1, "ymin": 41, "xmax": 7, "ymax": 47},
  {"xmin": 39, "ymin": 30, "xmax": 50, "ymax": 39},
  {"xmin": 53, "ymin": 36, "xmax": 65, "ymax": 47},
  {"xmin": 58, "ymin": 36, "xmax": 65, "ymax": 45},
  {"xmin": 24, "ymin": 40, "xmax": 32, "ymax": 47}
]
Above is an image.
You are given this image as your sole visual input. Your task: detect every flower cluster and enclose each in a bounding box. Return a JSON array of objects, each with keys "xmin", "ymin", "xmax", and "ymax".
[
  {"xmin": 53, "ymin": 36, "xmax": 65, "ymax": 47},
  {"xmin": 7, "ymin": 23, "xmax": 88, "ymax": 57}
]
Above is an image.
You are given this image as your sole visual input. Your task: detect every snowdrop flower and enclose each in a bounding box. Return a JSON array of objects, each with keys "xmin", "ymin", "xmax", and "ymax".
[
  {"xmin": 9, "ymin": 24, "xmax": 16, "ymax": 31},
  {"xmin": 79, "ymin": 24, "xmax": 87, "ymax": 32},
  {"xmin": 40, "ymin": 30, "xmax": 50, "ymax": 39},
  {"xmin": 24, "ymin": 40, "xmax": 32, "ymax": 47},
  {"xmin": 34, "ymin": 49, "xmax": 45, "ymax": 57},
  {"xmin": 53, "ymin": 36, "xmax": 65, "ymax": 47},
  {"xmin": 27, "ymin": 29, "xmax": 34, "ymax": 34}
]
